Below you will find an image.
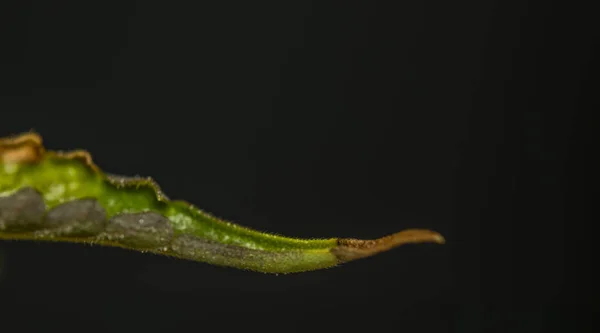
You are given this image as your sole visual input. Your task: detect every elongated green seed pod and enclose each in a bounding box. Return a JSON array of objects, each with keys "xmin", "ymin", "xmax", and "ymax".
[{"xmin": 0, "ymin": 132, "xmax": 444, "ymax": 273}]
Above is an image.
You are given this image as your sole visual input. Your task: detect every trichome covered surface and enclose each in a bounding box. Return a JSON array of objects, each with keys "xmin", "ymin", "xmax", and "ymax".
[{"xmin": 0, "ymin": 132, "xmax": 444, "ymax": 273}]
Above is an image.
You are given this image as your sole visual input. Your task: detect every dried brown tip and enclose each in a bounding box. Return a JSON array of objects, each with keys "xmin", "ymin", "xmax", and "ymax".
[
  {"xmin": 0, "ymin": 132, "xmax": 45, "ymax": 164},
  {"xmin": 331, "ymin": 229, "xmax": 445, "ymax": 262}
]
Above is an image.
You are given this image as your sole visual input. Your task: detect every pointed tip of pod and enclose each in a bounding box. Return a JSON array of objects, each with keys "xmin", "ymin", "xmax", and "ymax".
[{"xmin": 331, "ymin": 229, "xmax": 445, "ymax": 262}]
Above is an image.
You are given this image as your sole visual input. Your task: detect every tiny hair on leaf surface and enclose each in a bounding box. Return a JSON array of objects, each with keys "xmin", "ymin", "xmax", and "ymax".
[{"xmin": 0, "ymin": 132, "xmax": 445, "ymax": 274}]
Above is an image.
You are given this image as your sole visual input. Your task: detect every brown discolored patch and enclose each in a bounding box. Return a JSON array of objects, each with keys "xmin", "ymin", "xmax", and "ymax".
[
  {"xmin": 331, "ymin": 229, "xmax": 445, "ymax": 262},
  {"xmin": 105, "ymin": 212, "xmax": 174, "ymax": 248},
  {"xmin": 0, "ymin": 132, "xmax": 43, "ymax": 147},
  {"xmin": 43, "ymin": 198, "xmax": 107, "ymax": 237},
  {"xmin": 0, "ymin": 187, "xmax": 47, "ymax": 231},
  {"xmin": 0, "ymin": 132, "xmax": 45, "ymax": 164}
]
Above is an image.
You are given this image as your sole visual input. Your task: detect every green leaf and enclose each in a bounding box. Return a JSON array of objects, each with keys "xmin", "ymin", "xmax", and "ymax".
[{"xmin": 0, "ymin": 132, "xmax": 444, "ymax": 273}]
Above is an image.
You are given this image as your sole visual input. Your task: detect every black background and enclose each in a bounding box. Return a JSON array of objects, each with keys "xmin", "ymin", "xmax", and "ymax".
[{"xmin": 0, "ymin": 1, "xmax": 595, "ymax": 332}]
